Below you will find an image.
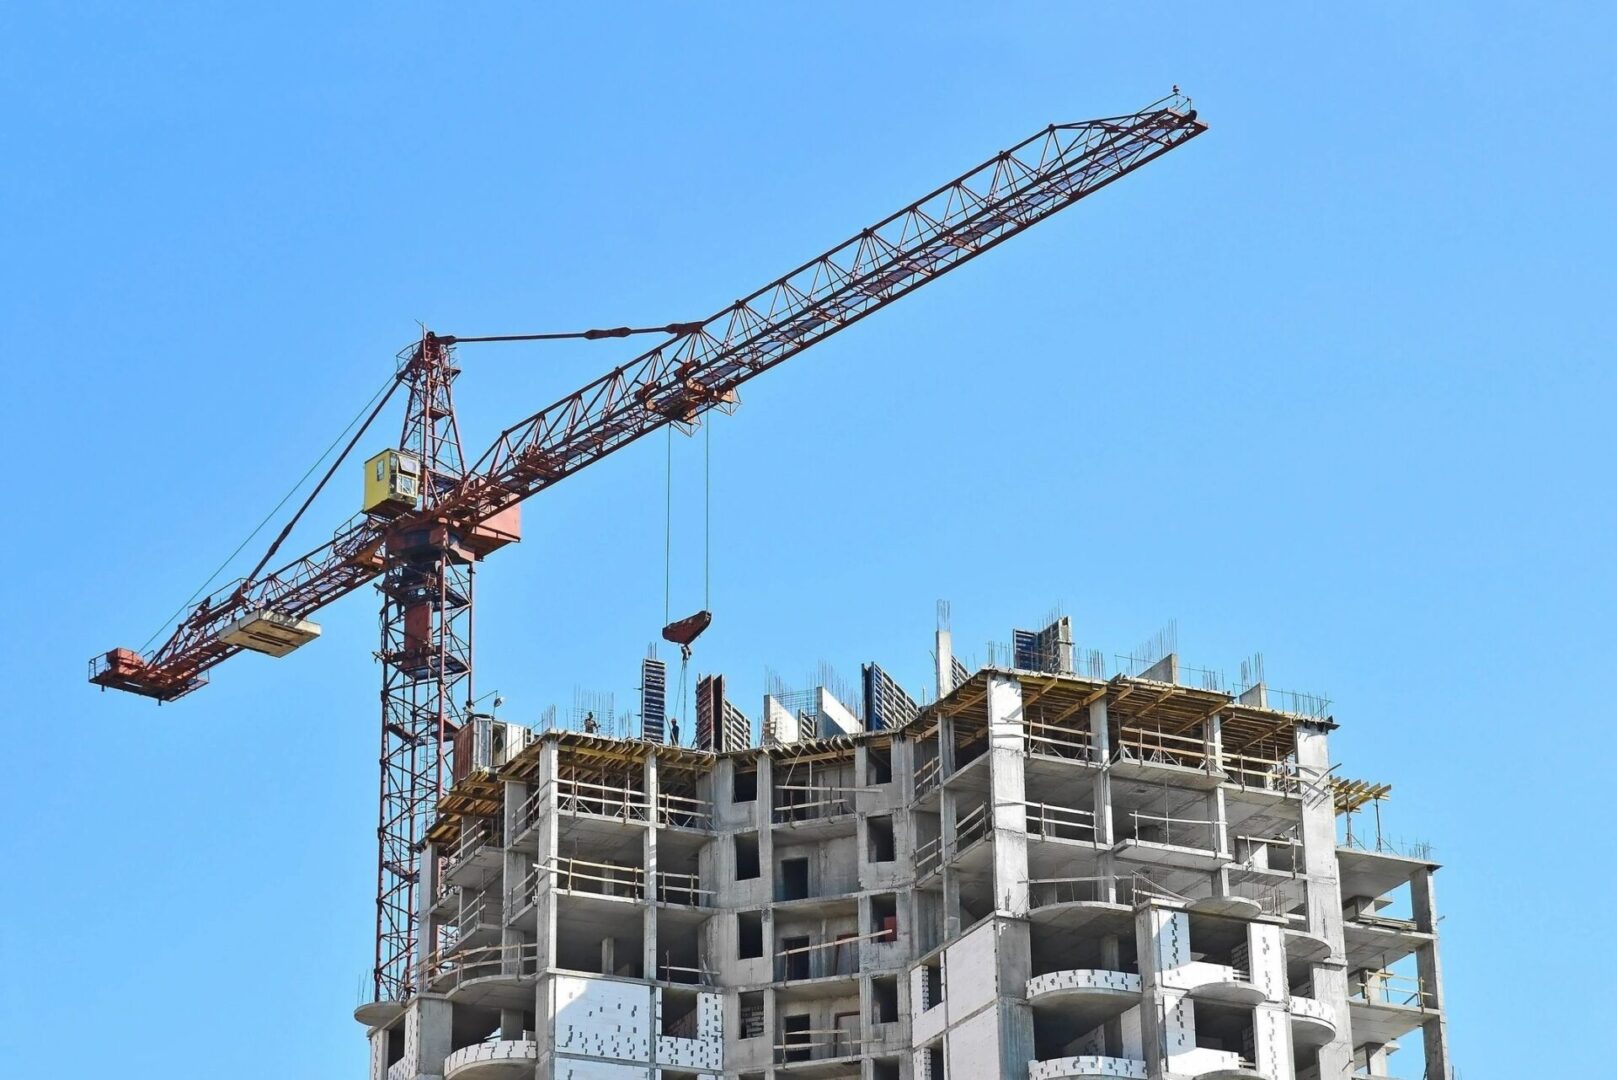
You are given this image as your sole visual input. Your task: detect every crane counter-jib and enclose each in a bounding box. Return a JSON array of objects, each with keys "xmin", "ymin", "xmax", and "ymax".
[{"xmin": 89, "ymin": 93, "xmax": 1206, "ymax": 705}]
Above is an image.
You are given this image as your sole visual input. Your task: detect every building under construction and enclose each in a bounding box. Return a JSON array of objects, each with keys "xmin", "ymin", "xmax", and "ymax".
[
  {"xmin": 361, "ymin": 617, "xmax": 1449, "ymax": 1080},
  {"xmin": 81, "ymin": 92, "xmax": 1451, "ymax": 1080}
]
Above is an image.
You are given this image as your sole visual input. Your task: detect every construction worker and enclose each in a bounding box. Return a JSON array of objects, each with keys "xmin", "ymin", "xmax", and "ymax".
[
  {"xmin": 583, "ymin": 711, "xmax": 599, "ymax": 734},
  {"xmin": 669, "ymin": 717, "xmax": 680, "ymax": 746}
]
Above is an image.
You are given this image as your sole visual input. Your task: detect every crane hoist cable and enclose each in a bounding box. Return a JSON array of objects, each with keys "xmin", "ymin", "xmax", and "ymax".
[
  {"xmin": 137, "ymin": 372, "xmax": 399, "ymax": 651},
  {"xmin": 660, "ymin": 415, "xmax": 715, "ymax": 663}
]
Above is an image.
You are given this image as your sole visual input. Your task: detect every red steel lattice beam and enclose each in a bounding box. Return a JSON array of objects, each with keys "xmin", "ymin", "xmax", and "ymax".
[{"xmin": 88, "ymin": 94, "xmax": 1205, "ymax": 704}]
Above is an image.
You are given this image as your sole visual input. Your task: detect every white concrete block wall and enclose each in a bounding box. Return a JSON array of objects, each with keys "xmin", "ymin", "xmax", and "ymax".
[
  {"xmin": 947, "ymin": 1007, "xmax": 1000, "ymax": 1078},
  {"xmin": 913, "ymin": 970, "xmax": 947, "ymax": 1046},
  {"xmin": 553, "ymin": 975, "xmax": 652, "ymax": 1063},
  {"xmin": 652, "ymin": 989, "xmax": 723, "ymax": 1071},
  {"xmin": 1252, "ymin": 1003, "xmax": 1294, "ymax": 1079},
  {"xmin": 368, "ymin": 1030, "xmax": 387, "ymax": 1080},
  {"xmin": 1119, "ymin": 1006, "xmax": 1144, "ymax": 1060},
  {"xmin": 1169, "ymin": 1047, "xmax": 1242, "ymax": 1075},
  {"xmin": 554, "ymin": 1058, "xmax": 650, "ymax": 1079},
  {"xmin": 1028, "ymin": 1058, "xmax": 1147, "ymax": 1080},
  {"xmin": 1152, "ymin": 909, "xmax": 1190, "ymax": 975},
  {"xmin": 1250, "ymin": 921, "xmax": 1287, "ymax": 1003},
  {"xmin": 400, "ymin": 1007, "xmax": 420, "ymax": 1078},
  {"xmin": 1160, "ymin": 991, "xmax": 1194, "ymax": 1061},
  {"xmin": 1026, "ymin": 968, "xmax": 1142, "ymax": 996},
  {"xmin": 943, "ymin": 920, "xmax": 1000, "ymax": 1017}
]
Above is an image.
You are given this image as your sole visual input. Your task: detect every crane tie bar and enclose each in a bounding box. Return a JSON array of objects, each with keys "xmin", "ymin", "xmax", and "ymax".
[{"xmin": 439, "ymin": 323, "xmax": 705, "ymax": 345}]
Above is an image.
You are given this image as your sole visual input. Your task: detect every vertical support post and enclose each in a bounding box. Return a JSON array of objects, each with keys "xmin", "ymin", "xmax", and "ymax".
[
  {"xmin": 500, "ymin": 775, "xmax": 526, "ymax": 1040},
  {"xmin": 1206, "ymin": 711, "xmax": 1230, "ymax": 867},
  {"xmin": 1412, "ymin": 868, "xmax": 1452, "ymax": 1078},
  {"xmin": 643, "ymin": 753, "xmax": 660, "ymax": 980},
  {"xmin": 1089, "ymin": 696, "xmax": 1115, "ymax": 902},
  {"xmin": 986, "ymin": 675, "xmax": 1029, "ymax": 916},
  {"xmin": 935, "ymin": 628, "xmax": 953, "ymax": 701},
  {"xmin": 1296, "ymin": 722, "xmax": 1355, "ymax": 1077}
]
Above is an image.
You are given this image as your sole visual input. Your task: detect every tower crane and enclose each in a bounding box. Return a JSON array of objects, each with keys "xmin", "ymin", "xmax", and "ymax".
[{"xmin": 89, "ymin": 93, "xmax": 1206, "ymax": 1004}]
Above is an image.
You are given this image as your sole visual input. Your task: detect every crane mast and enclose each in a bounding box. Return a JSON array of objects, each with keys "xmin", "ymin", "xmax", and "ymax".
[
  {"xmin": 88, "ymin": 94, "xmax": 1207, "ymax": 1004},
  {"xmin": 374, "ymin": 337, "xmax": 476, "ymax": 1000}
]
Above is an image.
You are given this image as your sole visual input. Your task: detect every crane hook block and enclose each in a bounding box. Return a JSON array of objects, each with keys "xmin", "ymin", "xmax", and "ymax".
[{"xmin": 662, "ymin": 610, "xmax": 712, "ymax": 649}]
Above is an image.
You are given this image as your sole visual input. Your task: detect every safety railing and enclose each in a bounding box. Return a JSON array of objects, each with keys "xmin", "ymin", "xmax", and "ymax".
[
  {"xmin": 546, "ymin": 855, "xmax": 645, "ymax": 900},
  {"xmin": 555, "ymin": 775, "xmax": 650, "ymax": 823},
  {"xmin": 657, "ymin": 957, "xmax": 714, "ymax": 986},
  {"xmin": 773, "ymin": 930, "xmax": 888, "ymax": 982},
  {"xmin": 515, "ymin": 785, "xmax": 548, "ymax": 836},
  {"xmin": 655, "ymin": 869, "xmax": 714, "ymax": 907},
  {"xmin": 1023, "ymin": 717, "xmax": 1093, "ymax": 760},
  {"xmin": 505, "ymin": 863, "xmax": 542, "ymax": 916},
  {"xmin": 1026, "ymin": 874, "xmax": 1152, "ymax": 909},
  {"xmin": 445, "ymin": 819, "xmax": 501, "ymax": 876},
  {"xmin": 454, "ymin": 892, "xmax": 502, "ymax": 940},
  {"xmin": 1113, "ymin": 726, "xmax": 1213, "ymax": 773},
  {"xmin": 1024, "ymin": 800, "xmax": 1097, "ymax": 843},
  {"xmin": 656, "ymin": 790, "xmax": 712, "ymax": 830},
  {"xmin": 1222, "ymin": 752, "xmax": 1300, "ymax": 792},
  {"xmin": 775, "ymin": 1027, "xmax": 866, "ymax": 1064},
  {"xmin": 1124, "ymin": 809, "xmax": 1218, "ymax": 851},
  {"xmin": 954, "ymin": 802, "xmax": 991, "ymax": 851},
  {"xmin": 418, "ymin": 941, "xmax": 540, "ymax": 994},
  {"xmin": 914, "ymin": 834, "xmax": 943, "ymax": 879},
  {"xmin": 1028, "ymin": 875, "xmax": 1115, "ymax": 908},
  {"xmin": 913, "ymin": 755, "xmax": 942, "ymax": 799},
  {"xmin": 1351, "ymin": 970, "xmax": 1436, "ymax": 1009},
  {"xmin": 433, "ymin": 855, "xmax": 458, "ymax": 906},
  {"xmin": 772, "ymin": 786, "xmax": 854, "ymax": 824}
]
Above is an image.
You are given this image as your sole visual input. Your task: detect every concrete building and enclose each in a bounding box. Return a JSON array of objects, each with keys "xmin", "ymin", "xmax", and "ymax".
[{"xmin": 359, "ymin": 620, "xmax": 1450, "ymax": 1080}]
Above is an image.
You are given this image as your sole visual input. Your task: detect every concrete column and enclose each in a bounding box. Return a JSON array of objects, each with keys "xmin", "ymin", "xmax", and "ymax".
[
  {"xmin": 986, "ymin": 675, "xmax": 1030, "ymax": 916},
  {"xmin": 935, "ymin": 629, "xmax": 954, "ymax": 700},
  {"xmin": 940, "ymin": 776, "xmax": 961, "ymax": 937},
  {"xmin": 643, "ymin": 754, "xmax": 660, "ymax": 980},
  {"xmin": 1205, "ymin": 713, "xmax": 1230, "ymax": 863},
  {"xmin": 938, "ymin": 711, "xmax": 956, "ymax": 776},
  {"xmin": 1089, "ymin": 696, "xmax": 1117, "ymax": 903},
  {"xmin": 405, "ymin": 995, "xmax": 453, "ymax": 1080},
  {"xmin": 1296, "ymin": 723, "xmax": 1354, "ymax": 1077},
  {"xmin": 1100, "ymin": 934, "xmax": 1124, "ymax": 1056},
  {"xmin": 757, "ymin": 752, "xmax": 775, "ymax": 898},
  {"xmin": 418, "ymin": 841, "xmax": 444, "ymax": 983},
  {"xmin": 995, "ymin": 918, "xmax": 1037, "ymax": 1080},
  {"xmin": 531, "ymin": 740, "xmax": 560, "ymax": 1057},
  {"xmin": 1411, "ymin": 868, "xmax": 1453, "ymax": 1079},
  {"xmin": 1133, "ymin": 905, "xmax": 1168, "ymax": 1078},
  {"xmin": 1088, "ymin": 696, "xmax": 1111, "ymax": 765},
  {"xmin": 500, "ymin": 778, "xmax": 528, "ymax": 1040}
]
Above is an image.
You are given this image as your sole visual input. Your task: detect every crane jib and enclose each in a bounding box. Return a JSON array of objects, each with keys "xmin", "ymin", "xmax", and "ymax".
[{"xmin": 88, "ymin": 94, "xmax": 1207, "ymax": 701}]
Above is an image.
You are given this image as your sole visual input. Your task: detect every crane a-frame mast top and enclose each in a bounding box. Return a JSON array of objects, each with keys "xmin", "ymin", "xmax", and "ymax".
[{"xmin": 89, "ymin": 93, "xmax": 1206, "ymax": 703}]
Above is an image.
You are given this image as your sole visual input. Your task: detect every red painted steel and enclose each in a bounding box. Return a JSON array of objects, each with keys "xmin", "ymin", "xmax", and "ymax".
[
  {"xmin": 87, "ymin": 94, "xmax": 1208, "ymax": 1005},
  {"xmin": 88, "ymin": 95, "xmax": 1204, "ymax": 705}
]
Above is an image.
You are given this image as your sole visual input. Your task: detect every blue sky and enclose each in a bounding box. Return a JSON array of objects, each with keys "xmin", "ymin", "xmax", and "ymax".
[{"xmin": 3, "ymin": 3, "xmax": 1612, "ymax": 1076}]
